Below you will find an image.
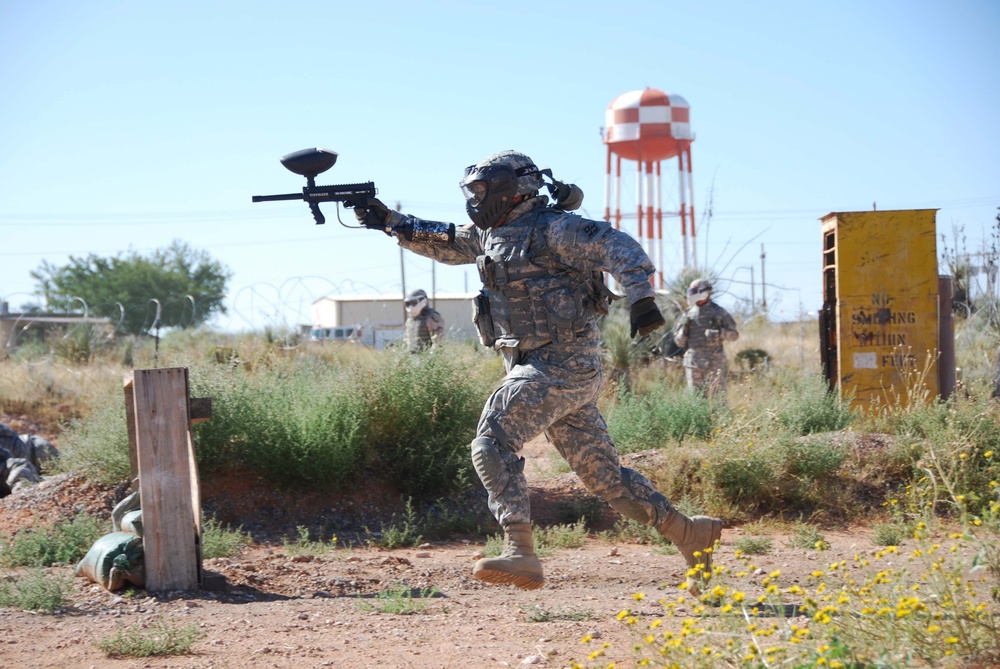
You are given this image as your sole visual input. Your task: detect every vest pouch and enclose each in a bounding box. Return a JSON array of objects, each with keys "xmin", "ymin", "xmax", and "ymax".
[
  {"xmin": 540, "ymin": 284, "xmax": 584, "ymax": 344},
  {"xmin": 477, "ymin": 255, "xmax": 497, "ymax": 290},
  {"xmin": 473, "ymin": 291, "xmax": 496, "ymax": 347}
]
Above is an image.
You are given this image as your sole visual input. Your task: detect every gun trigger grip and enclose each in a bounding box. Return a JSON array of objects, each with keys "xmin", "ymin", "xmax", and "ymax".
[{"xmin": 309, "ymin": 202, "xmax": 325, "ymax": 225}]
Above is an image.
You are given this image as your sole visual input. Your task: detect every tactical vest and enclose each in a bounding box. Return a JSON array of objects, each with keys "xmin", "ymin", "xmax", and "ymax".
[
  {"xmin": 473, "ymin": 210, "xmax": 606, "ymax": 348},
  {"xmin": 405, "ymin": 312, "xmax": 432, "ymax": 352}
]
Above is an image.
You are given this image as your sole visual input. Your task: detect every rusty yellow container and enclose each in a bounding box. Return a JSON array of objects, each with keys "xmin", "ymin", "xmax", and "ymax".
[{"xmin": 819, "ymin": 209, "xmax": 939, "ymax": 411}]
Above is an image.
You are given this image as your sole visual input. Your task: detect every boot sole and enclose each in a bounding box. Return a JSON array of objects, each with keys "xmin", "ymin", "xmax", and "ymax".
[{"xmin": 473, "ymin": 568, "xmax": 544, "ymax": 590}]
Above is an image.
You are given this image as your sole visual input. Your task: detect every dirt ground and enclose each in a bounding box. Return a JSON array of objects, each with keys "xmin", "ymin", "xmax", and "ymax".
[{"xmin": 0, "ymin": 414, "xmax": 989, "ymax": 669}]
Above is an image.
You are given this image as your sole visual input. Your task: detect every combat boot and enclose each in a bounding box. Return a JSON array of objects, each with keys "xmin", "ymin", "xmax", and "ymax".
[
  {"xmin": 473, "ymin": 523, "xmax": 544, "ymax": 590},
  {"xmin": 657, "ymin": 508, "xmax": 722, "ymax": 595}
]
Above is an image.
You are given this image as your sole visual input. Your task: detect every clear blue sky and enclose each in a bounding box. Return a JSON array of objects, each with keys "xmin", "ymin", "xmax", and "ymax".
[{"xmin": 2, "ymin": 0, "xmax": 998, "ymax": 330}]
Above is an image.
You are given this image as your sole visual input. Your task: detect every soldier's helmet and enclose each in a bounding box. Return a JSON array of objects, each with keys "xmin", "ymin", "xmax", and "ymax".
[
  {"xmin": 688, "ymin": 278, "xmax": 713, "ymax": 295},
  {"xmin": 405, "ymin": 289, "xmax": 428, "ymax": 316},
  {"xmin": 687, "ymin": 278, "xmax": 713, "ymax": 306},
  {"xmin": 459, "ymin": 150, "xmax": 543, "ymax": 230}
]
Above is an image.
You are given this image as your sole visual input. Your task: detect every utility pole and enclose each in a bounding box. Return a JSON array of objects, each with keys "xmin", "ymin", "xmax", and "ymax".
[
  {"xmin": 760, "ymin": 243, "xmax": 767, "ymax": 312},
  {"xmin": 750, "ymin": 265, "xmax": 755, "ymax": 309},
  {"xmin": 432, "ymin": 260, "xmax": 436, "ymax": 308},
  {"xmin": 397, "ymin": 202, "xmax": 406, "ymax": 323}
]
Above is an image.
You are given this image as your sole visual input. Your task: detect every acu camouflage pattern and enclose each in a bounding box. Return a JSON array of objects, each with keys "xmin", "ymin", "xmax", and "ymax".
[
  {"xmin": 404, "ymin": 307, "xmax": 445, "ymax": 353},
  {"xmin": 394, "ymin": 197, "xmax": 676, "ymax": 529},
  {"xmin": 673, "ymin": 300, "xmax": 739, "ymax": 394}
]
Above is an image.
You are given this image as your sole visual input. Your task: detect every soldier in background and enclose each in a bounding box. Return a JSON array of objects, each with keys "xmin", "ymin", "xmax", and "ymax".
[
  {"xmin": 355, "ymin": 150, "xmax": 722, "ymax": 594},
  {"xmin": 674, "ymin": 278, "xmax": 740, "ymax": 399},
  {"xmin": 403, "ymin": 289, "xmax": 445, "ymax": 353}
]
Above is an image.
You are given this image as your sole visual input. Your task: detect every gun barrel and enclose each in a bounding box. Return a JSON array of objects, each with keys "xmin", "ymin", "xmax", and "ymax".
[{"xmin": 251, "ymin": 192, "xmax": 302, "ymax": 203}]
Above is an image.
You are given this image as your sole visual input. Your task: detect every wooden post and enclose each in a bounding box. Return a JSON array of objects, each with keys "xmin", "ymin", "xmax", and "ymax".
[{"xmin": 125, "ymin": 367, "xmax": 203, "ymax": 591}]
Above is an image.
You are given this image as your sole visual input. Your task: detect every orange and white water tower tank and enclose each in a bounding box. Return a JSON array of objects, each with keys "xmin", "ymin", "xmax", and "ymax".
[{"xmin": 603, "ymin": 88, "xmax": 696, "ymax": 281}]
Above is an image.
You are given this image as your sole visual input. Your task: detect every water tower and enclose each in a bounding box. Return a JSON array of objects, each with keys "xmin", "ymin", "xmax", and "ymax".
[{"xmin": 603, "ymin": 88, "xmax": 696, "ymax": 285}]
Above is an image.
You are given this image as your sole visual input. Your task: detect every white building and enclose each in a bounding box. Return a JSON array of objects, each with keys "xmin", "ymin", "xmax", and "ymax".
[{"xmin": 311, "ymin": 292, "xmax": 479, "ymax": 349}]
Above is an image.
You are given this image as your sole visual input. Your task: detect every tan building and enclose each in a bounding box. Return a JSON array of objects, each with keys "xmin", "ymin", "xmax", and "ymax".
[{"xmin": 310, "ymin": 292, "xmax": 478, "ymax": 349}]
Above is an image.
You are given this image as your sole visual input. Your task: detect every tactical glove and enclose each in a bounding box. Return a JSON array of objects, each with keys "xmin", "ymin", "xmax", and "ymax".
[
  {"xmin": 354, "ymin": 197, "xmax": 392, "ymax": 234},
  {"xmin": 629, "ymin": 297, "xmax": 665, "ymax": 338}
]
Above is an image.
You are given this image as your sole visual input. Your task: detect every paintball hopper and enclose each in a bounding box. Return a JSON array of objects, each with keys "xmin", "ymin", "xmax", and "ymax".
[
  {"xmin": 280, "ymin": 148, "xmax": 338, "ymax": 179},
  {"xmin": 252, "ymin": 148, "xmax": 376, "ymax": 225}
]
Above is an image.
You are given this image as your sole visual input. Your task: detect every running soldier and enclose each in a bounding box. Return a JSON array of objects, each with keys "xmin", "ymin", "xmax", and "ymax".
[
  {"xmin": 403, "ymin": 289, "xmax": 445, "ymax": 353},
  {"xmin": 674, "ymin": 278, "xmax": 740, "ymax": 398},
  {"xmin": 356, "ymin": 150, "xmax": 722, "ymax": 593}
]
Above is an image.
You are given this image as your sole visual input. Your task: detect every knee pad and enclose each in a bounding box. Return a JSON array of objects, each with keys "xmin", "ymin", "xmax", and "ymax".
[{"xmin": 471, "ymin": 436, "xmax": 523, "ymax": 494}]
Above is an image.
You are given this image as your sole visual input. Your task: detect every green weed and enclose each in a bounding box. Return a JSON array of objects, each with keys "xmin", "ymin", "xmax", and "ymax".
[
  {"xmin": 0, "ymin": 513, "xmax": 103, "ymax": 568},
  {"xmin": 200, "ymin": 517, "xmax": 250, "ymax": 559},
  {"xmin": 355, "ymin": 582, "xmax": 440, "ymax": 614},
  {"xmin": 0, "ymin": 569, "xmax": 72, "ymax": 612},
  {"xmin": 367, "ymin": 498, "xmax": 424, "ymax": 549},
  {"xmin": 522, "ymin": 605, "xmax": 595, "ymax": 622},
  {"xmin": 871, "ymin": 521, "xmax": 908, "ymax": 546},
  {"xmin": 733, "ymin": 535, "xmax": 773, "ymax": 555},
  {"xmin": 607, "ymin": 384, "xmax": 714, "ymax": 453},
  {"xmin": 786, "ymin": 522, "xmax": 828, "ymax": 550},
  {"xmin": 283, "ymin": 525, "xmax": 338, "ymax": 556},
  {"xmin": 94, "ymin": 617, "xmax": 204, "ymax": 657}
]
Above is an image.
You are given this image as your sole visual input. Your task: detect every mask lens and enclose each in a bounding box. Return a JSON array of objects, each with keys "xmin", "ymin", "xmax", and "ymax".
[
  {"xmin": 404, "ymin": 300, "xmax": 418, "ymax": 307},
  {"xmin": 461, "ymin": 181, "xmax": 488, "ymax": 206}
]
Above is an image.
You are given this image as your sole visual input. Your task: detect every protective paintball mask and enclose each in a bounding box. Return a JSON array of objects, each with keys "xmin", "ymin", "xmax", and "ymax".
[
  {"xmin": 405, "ymin": 295, "xmax": 427, "ymax": 317},
  {"xmin": 688, "ymin": 291, "xmax": 711, "ymax": 307}
]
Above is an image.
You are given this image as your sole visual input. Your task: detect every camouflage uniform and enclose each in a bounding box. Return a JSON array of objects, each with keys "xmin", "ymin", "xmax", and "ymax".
[
  {"xmin": 673, "ymin": 300, "xmax": 739, "ymax": 396},
  {"xmin": 390, "ymin": 196, "xmax": 680, "ymax": 531},
  {"xmin": 404, "ymin": 307, "xmax": 445, "ymax": 353}
]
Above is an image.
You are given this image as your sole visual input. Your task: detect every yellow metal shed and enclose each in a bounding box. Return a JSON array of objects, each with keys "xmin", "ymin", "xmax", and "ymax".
[{"xmin": 819, "ymin": 209, "xmax": 940, "ymax": 410}]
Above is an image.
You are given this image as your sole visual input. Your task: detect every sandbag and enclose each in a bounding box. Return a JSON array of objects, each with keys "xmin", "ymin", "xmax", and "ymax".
[
  {"xmin": 111, "ymin": 491, "xmax": 142, "ymax": 535},
  {"xmin": 5, "ymin": 457, "xmax": 41, "ymax": 491},
  {"xmin": 75, "ymin": 532, "xmax": 145, "ymax": 591}
]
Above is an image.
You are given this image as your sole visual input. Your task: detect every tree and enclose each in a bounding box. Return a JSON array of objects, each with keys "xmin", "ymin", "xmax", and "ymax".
[{"xmin": 32, "ymin": 240, "xmax": 232, "ymax": 335}]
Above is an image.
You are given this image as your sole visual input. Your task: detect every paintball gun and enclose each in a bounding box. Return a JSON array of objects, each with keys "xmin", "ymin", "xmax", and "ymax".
[{"xmin": 251, "ymin": 148, "xmax": 376, "ymax": 225}]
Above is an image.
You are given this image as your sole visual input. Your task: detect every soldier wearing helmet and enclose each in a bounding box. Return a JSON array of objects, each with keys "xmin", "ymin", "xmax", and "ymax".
[
  {"xmin": 355, "ymin": 150, "xmax": 722, "ymax": 594},
  {"xmin": 403, "ymin": 288, "xmax": 445, "ymax": 353},
  {"xmin": 674, "ymin": 278, "xmax": 740, "ymax": 398}
]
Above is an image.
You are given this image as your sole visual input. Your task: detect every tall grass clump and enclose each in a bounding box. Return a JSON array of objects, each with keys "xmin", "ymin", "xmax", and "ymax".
[
  {"xmin": 61, "ymin": 342, "xmax": 495, "ymax": 497},
  {"xmin": 775, "ymin": 374, "xmax": 854, "ymax": 435},
  {"xmin": 193, "ymin": 344, "xmax": 493, "ymax": 496},
  {"xmin": 607, "ymin": 383, "xmax": 714, "ymax": 452}
]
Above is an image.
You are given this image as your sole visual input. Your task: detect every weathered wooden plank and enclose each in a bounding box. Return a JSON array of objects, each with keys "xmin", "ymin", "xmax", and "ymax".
[
  {"xmin": 132, "ymin": 367, "xmax": 200, "ymax": 591},
  {"xmin": 122, "ymin": 372, "xmax": 139, "ymax": 493}
]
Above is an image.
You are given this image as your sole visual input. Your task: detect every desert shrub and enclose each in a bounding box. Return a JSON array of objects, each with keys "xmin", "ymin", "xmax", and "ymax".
[
  {"xmin": 61, "ymin": 343, "xmax": 494, "ymax": 498},
  {"xmin": 95, "ymin": 617, "xmax": 203, "ymax": 657},
  {"xmin": 0, "ymin": 569, "xmax": 72, "ymax": 613},
  {"xmin": 786, "ymin": 521, "xmax": 828, "ymax": 550},
  {"xmin": 776, "ymin": 375, "xmax": 854, "ymax": 435},
  {"xmin": 871, "ymin": 521, "xmax": 908, "ymax": 546},
  {"xmin": 59, "ymin": 394, "xmax": 131, "ymax": 483},
  {"xmin": 284, "ymin": 525, "xmax": 339, "ymax": 555},
  {"xmin": 0, "ymin": 514, "xmax": 103, "ymax": 568},
  {"xmin": 355, "ymin": 582, "xmax": 440, "ymax": 615},
  {"xmin": 781, "ymin": 435, "xmax": 847, "ymax": 481},
  {"xmin": 607, "ymin": 384, "xmax": 714, "ymax": 452},
  {"xmin": 200, "ymin": 517, "xmax": 250, "ymax": 559},
  {"xmin": 733, "ymin": 535, "xmax": 772, "ymax": 555}
]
